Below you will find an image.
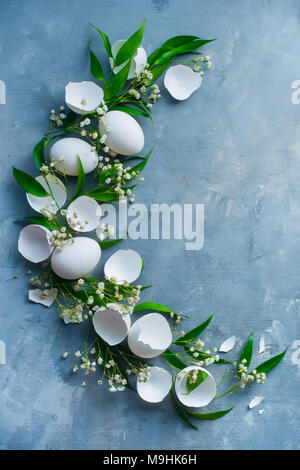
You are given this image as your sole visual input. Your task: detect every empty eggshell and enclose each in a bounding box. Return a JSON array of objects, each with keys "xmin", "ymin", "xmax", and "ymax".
[
  {"xmin": 67, "ymin": 196, "xmax": 102, "ymax": 232},
  {"xmin": 28, "ymin": 288, "xmax": 58, "ymax": 307},
  {"xmin": 93, "ymin": 303, "xmax": 131, "ymax": 346},
  {"xmin": 109, "ymin": 40, "xmax": 147, "ymax": 79},
  {"xmin": 49, "ymin": 137, "xmax": 98, "ymax": 176},
  {"xmin": 18, "ymin": 224, "xmax": 53, "ymax": 263},
  {"xmin": 137, "ymin": 366, "xmax": 172, "ymax": 403},
  {"xmin": 51, "ymin": 237, "xmax": 101, "ymax": 280},
  {"xmin": 175, "ymin": 366, "xmax": 216, "ymax": 408},
  {"xmin": 65, "ymin": 81, "xmax": 104, "ymax": 114},
  {"xmin": 128, "ymin": 313, "xmax": 172, "ymax": 358},
  {"xmin": 164, "ymin": 64, "xmax": 202, "ymax": 100},
  {"xmin": 99, "ymin": 111, "xmax": 144, "ymax": 156},
  {"xmin": 104, "ymin": 249, "xmax": 142, "ymax": 283},
  {"xmin": 26, "ymin": 175, "xmax": 66, "ymax": 214}
]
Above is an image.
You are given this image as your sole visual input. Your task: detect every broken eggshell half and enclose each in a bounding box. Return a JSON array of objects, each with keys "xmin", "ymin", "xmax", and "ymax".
[
  {"xmin": 93, "ymin": 303, "xmax": 131, "ymax": 346},
  {"xmin": 65, "ymin": 81, "xmax": 104, "ymax": 114},
  {"xmin": 175, "ymin": 366, "xmax": 216, "ymax": 408},
  {"xmin": 18, "ymin": 224, "xmax": 53, "ymax": 263},
  {"xmin": 67, "ymin": 196, "xmax": 102, "ymax": 232},
  {"xmin": 104, "ymin": 249, "xmax": 143, "ymax": 284},
  {"xmin": 137, "ymin": 366, "xmax": 172, "ymax": 403},
  {"xmin": 109, "ymin": 39, "xmax": 147, "ymax": 79},
  {"xmin": 26, "ymin": 175, "xmax": 66, "ymax": 214},
  {"xmin": 164, "ymin": 64, "xmax": 202, "ymax": 100},
  {"xmin": 49, "ymin": 137, "xmax": 98, "ymax": 176},
  {"xmin": 128, "ymin": 313, "xmax": 172, "ymax": 358},
  {"xmin": 51, "ymin": 236, "xmax": 101, "ymax": 280},
  {"xmin": 28, "ymin": 288, "xmax": 58, "ymax": 307}
]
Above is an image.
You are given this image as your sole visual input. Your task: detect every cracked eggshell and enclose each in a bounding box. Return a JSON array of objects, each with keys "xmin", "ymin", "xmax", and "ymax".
[
  {"xmin": 128, "ymin": 313, "xmax": 172, "ymax": 358},
  {"xmin": 164, "ymin": 64, "xmax": 202, "ymax": 100},
  {"xmin": 219, "ymin": 335, "xmax": 236, "ymax": 353},
  {"xmin": 51, "ymin": 237, "xmax": 101, "ymax": 280},
  {"xmin": 137, "ymin": 366, "xmax": 172, "ymax": 403},
  {"xmin": 175, "ymin": 366, "xmax": 216, "ymax": 408},
  {"xmin": 104, "ymin": 249, "xmax": 142, "ymax": 283},
  {"xmin": 93, "ymin": 304, "xmax": 131, "ymax": 346},
  {"xmin": 18, "ymin": 224, "xmax": 53, "ymax": 263},
  {"xmin": 49, "ymin": 137, "xmax": 98, "ymax": 176},
  {"xmin": 65, "ymin": 81, "xmax": 104, "ymax": 114},
  {"xmin": 110, "ymin": 40, "xmax": 147, "ymax": 79},
  {"xmin": 67, "ymin": 196, "xmax": 102, "ymax": 232},
  {"xmin": 26, "ymin": 175, "xmax": 66, "ymax": 214},
  {"xmin": 28, "ymin": 288, "xmax": 58, "ymax": 307},
  {"xmin": 99, "ymin": 111, "xmax": 144, "ymax": 156}
]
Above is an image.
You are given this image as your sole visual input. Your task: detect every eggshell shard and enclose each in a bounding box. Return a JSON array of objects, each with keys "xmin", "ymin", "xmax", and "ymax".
[
  {"xmin": 51, "ymin": 237, "xmax": 101, "ymax": 280},
  {"xmin": 18, "ymin": 224, "xmax": 53, "ymax": 263},
  {"xmin": 219, "ymin": 335, "xmax": 236, "ymax": 353},
  {"xmin": 258, "ymin": 335, "xmax": 265, "ymax": 354},
  {"xmin": 110, "ymin": 40, "xmax": 147, "ymax": 79},
  {"xmin": 93, "ymin": 303, "xmax": 131, "ymax": 346},
  {"xmin": 99, "ymin": 111, "xmax": 144, "ymax": 156},
  {"xmin": 26, "ymin": 175, "xmax": 66, "ymax": 214},
  {"xmin": 164, "ymin": 64, "xmax": 202, "ymax": 100},
  {"xmin": 128, "ymin": 313, "xmax": 172, "ymax": 358},
  {"xmin": 67, "ymin": 196, "xmax": 102, "ymax": 232},
  {"xmin": 65, "ymin": 81, "xmax": 104, "ymax": 114},
  {"xmin": 104, "ymin": 249, "xmax": 142, "ymax": 284},
  {"xmin": 28, "ymin": 288, "xmax": 58, "ymax": 307},
  {"xmin": 175, "ymin": 366, "xmax": 216, "ymax": 408},
  {"xmin": 49, "ymin": 137, "xmax": 98, "ymax": 176},
  {"xmin": 137, "ymin": 366, "xmax": 172, "ymax": 403},
  {"xmin": 249, "ymin": 396, "xmax": 264, "ymax": 409}
]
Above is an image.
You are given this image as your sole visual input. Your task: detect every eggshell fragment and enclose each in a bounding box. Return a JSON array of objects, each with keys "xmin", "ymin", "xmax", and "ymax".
[
  {"xmin": 110, "ymin": 40, "xmax": 147, "ymax": 79},
  {"xmin": 28, "ymin": 288, "xmax": 58, "ymax": 307},
  {"xmin": 65, "ymin": 81, "xmax": 104, "ymax": 114},
  {"xmin": 18, "ymin": 224, "xmax": 53, "ymax": 263},
  {"xmin": 51, "ymin": 237, "xmax": 101, "ymax": 280},
  {"xmin": 128, "ymin": 313, "xmax": 172, "ymax": 358},
  {"xmin": 67, "ymin": 196, "xmax": 102, "ymax": 232},
  {"xmin": 26, "ymin": 175, "xmax": 66, "ymax": 214},
  {"xmin": 219, "ymin": 335, "xmax": 236, "ymax": 353},
  {"xmin": 99, "ymin": 111, "xmax": 144, "ymax": 156},
  {"xmin": 137, "ymin": 366, "xmax": 172, "ymax": 403},
  {"xmin": 175, "ymin": 366, "xmax": 216, "ymax": 408},
  {"xmin": 164, "ymin": 64, "xmax": 202, "ymax": 100},
  {"xmin": 104, "ymin": 249, "xmax": 142, "ymax": 284},
  {"xmin": 258, "ymin": 336, "xmax": 265, "ymax": 354},
  {"xmin": 248, "ymin": 396, "xmax": 264, "ymax": 409},
  {"xmin": 93, "ymin": 303, "xmax": 131, "ymax": 346},
  {"xmin": 49, "ymin": 137, "xmax": 98, "ymax": 176}
]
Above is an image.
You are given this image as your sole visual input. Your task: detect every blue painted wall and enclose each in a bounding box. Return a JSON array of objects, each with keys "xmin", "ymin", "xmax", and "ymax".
[{"xmin": 0, "ymin": 0, "xmax": 300, "ymax": 450}]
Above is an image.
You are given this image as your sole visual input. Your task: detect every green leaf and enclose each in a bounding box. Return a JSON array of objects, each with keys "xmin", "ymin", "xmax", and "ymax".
[
  {"xmin": 109, "ymin": 105, "xmax": 151, "ymax": 119},
  {"xmin": 104, "ymin": 61, "xmax": 131, "ymax": 101},
  {"xmin": 255, "ymin": 348, "xmax": 288, "ymax": 374},
  {"xmin": 161, "ymin": 35, "xmax": 201, "ymax": 49},
  {"xmin": 89, "ymin": 41, "xmax": 105, "ymax": 81},
  {"xmin": 14, "ymin": 216, "xmax": 60, "ymax": 230},
  {"xmin": 155, "ymin": 39, "xmax": 216, "ymax": 65},
  {"xmin": 73, "ymin": 156, "xmax": 85, "ymax": 199},
  {"xmin": 89, "ymin": 23, "xmax": 112, "ymax": 57},
  {"xmin": 174, "ymin": 314, "xmax": 214, "ymax": 345},
  {"xmin": 145, "ymin": 61, "xmax": 172, "ymax": 85},
  {"xmin": 87, "ymin": 187, "xmax": 118, "ymax": 202},
  {"xmin": 62, "ymin": 110, "xmax": 78, "ymax": 129},
  {"xmin": 134, "ymin": 301, "xmax": 178, "ymax": 316},
  {"xmin": 187, "ymin": 407, "xmax": 233, "ymax": 421},
  {"xmin": 238, "ymin": 332, "xmax": 254, "ymax": 367},
  {"xmin": 33, "ymin": 138, "xmax": 46, "ymax": 169},
  {"xmin": 114, "ymin": 19, "xmax": 146, "ymax": 66},
  {"xmin": 185, "ymin": 369, "xmax": 207, "ymax": 395},
  {"xmin": 13, "ymin": 167, "xmax": 49, "ymax": 197},
  {"xmin": 127, "ymin": 148, "xmax": 152, "ymax": 178},
  {"xmin": 170, "ymin": 386, "xmax": 198, "ymax": 430},
  {"xmin": 162, "ymin": 349, "xmax": 186, "ymax": 370},
  {"xmin": 119, "ymin": 100, "xmax": 152, "ymax": 118},
  {"xmin": 98, "ymin": 238, "xmax": 123, "ymax": 250}
]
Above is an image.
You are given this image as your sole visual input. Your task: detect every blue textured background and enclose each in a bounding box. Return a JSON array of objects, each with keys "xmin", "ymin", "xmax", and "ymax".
[{"xmin": 1, "ymin": 0, "xmax": 300, "ymax": 450}]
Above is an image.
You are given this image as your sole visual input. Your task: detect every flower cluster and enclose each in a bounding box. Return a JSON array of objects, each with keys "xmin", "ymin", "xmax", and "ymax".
[
  {"xmin": 235, "ymin": 359, "xmax": 267, "ymax": 389},
  {"xmin": 48, "ymin": 227, "xmax": 72, "ymax": 250},
  {"xmin": 49, "ymin": 106, "xmax": 67, "ymax": 127}
]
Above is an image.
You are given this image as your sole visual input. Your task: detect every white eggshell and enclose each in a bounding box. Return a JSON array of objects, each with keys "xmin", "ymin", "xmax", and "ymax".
[
  {"xmin": 258, "ymin": 335, "xmax": 265, "ymax": 354},
  {"xmin": 104, "ymin": 249, "xmax": 142, "ymax": 283},
  {"xmin": 18, "ymin": 224, "xmax": 53, "ymax": 263},
  {"xmin": 175, "ymin": 366, "xmax": 216, "ymax": 408},
  {"xmin": 65, "ymin": 81, "xmax": 104, "ymax": 114},
  {"xmin": 49, "ymin": 137, "xmax": 98, "ymax": 176},
  {"xmin": 26, "ymin": 175, "xmax": 66, "ymax": 214},
  {"xmin": 110, "ymin": 40, "xmax": 147, "ymax": 79},
  {"xmin": 164, "ymin": 64, "xmax": 202, "ymax": 100},
  {"xmin": 137, "ymin": 366, "xmax": 172, "ymax": 403},
  {"xmin": 219, "ymin": 335, "xmax": 236, "ymax": 353},
  {"xmin": 51, "ymin": 237, "xmax": 101, "ymax": 280},
  {"xmin": 249, "ymin": 396, "xmax": 264, "ymax": 409},
  {"xmin": 28, "ymin": 288, "xmax": 58, "ymax": 307},
  {"xmin": 128, "ymin": 313, "xmax": 172, "ymax": 358},
  {"xmin": 67, "ymin": 196, "xmax": 102, "ymax": 232},
  {"xmin": 99, "ymin": 111, "xmax": 144, "ymax": 156},
  {"xmin": 93, "ymin": 303, "xmax": 131, "ymax": 346}
]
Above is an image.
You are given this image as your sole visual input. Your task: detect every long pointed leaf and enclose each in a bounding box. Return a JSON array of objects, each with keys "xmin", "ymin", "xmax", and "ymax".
[
  {"xmin": 98, "ymin": 238, "xmax": 123, "ymax": 250},
  {"xmin": 89, "ymin": 41, "xmax": 105, "ymax": 81},
  {"xmin": 255, "ymin": 348, "xmax": 287, "ymax": 374},
  {"xmin": 13, "ymin": 167, "xmax": 49, "ymax": 197},
  {"xmin": 73, "ymin": 156, "xmax": 85, "ymax": 199},
  {"xmin": 115, "ymin": 19, "xmax": 146, "ymax": 66},
  {"xmin": 33, "ymin": 138, "xmax": 46, "ymax": 169},
  {"xmin": 104, "ymin": 61, "xmax": 131, "ymax": 100},
  {"xmin": 163, "ymin": 349, "xmax": 186, "ymax": 370},
  {"xmin": 14, "ymin": 216, "xmax": 60, "ymax": 230},
  {"xmin": 170, "ymin": 386, "xmax": 198, "ymax": 430},
  {"xmin": 89, "ymin": 23, "xmax": 112, "ymax": 57},
  {"xmin": 174, "ymin": 314, "xmax": 214, "ymax": 345},
  {"xmin": 238, "ymin": 332, "xmax": 254, "ymax": 367},
  {"xmin": 187, "ymin": 407, "xmax": 233, "ymax": 421}
]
